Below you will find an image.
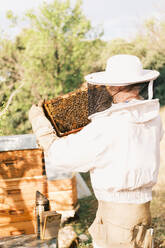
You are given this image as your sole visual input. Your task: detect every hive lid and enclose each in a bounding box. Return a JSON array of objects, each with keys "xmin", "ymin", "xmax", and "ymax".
[{"xmin": 0, "ymin": 134, "xmax": 38, "ymax": 152}]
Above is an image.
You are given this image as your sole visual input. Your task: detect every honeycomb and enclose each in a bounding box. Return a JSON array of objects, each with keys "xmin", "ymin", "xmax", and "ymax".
[
  {"xmin": 43, "ymin": 89, "xmax": 90, "ymax": 136},
  {"xmin": 43, "ymin": 85, "xmax": 112, "ymax": 137}
]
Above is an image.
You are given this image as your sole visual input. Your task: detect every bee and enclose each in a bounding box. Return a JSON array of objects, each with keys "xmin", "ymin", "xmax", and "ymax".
[{"xmin": 43, "ymin": 85, "xmax": 112, "ymax": 137}]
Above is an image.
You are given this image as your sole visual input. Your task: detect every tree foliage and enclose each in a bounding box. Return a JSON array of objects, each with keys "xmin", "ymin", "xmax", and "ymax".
[
  {"xmin": 22, "ymin": 0, "xmax": 103, "ymax": 95},
  {"xmin": 98, "ymin": 18, "xmax": 165, "ymax": 104},
  {"xmin": 0, "ymin": 0, "xmax": 103, "ymax": 135},
  {"xmin": 1, "ymin": 2, "xmax": 165, "ymax": 135}
]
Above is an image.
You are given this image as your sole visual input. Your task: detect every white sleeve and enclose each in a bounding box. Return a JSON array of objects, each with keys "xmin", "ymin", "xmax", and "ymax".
[
  {"xmin": 160, "ymin": 118, "xmax": 164, "ymax": 141},
  {"xmin": 46, "ymin": 120, "xmax": 107, "ymax": 173},
  {"xmin": 158, "ymin": 114, "xmax": 164, "ymax": 141}
]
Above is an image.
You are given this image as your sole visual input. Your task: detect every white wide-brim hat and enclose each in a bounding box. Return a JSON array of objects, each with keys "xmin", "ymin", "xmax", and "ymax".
[{"xmin": 85, "ymin": 54, "xmax": 160, "ymax": 86}]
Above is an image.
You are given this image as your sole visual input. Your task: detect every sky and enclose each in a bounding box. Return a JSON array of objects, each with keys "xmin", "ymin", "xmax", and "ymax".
[{"xmin": 0, "ymin": 0, "xmax": 165, "ymax": 40}]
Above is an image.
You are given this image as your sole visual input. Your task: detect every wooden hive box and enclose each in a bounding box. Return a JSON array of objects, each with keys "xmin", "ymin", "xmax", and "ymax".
[
  {"xmin": 0, "ymin": 148, "xmax": 45, "ymax": 180},
  {"xmin": 0, "ymin": 134, "xmax": 77, "ymax": 238},
  {"xmin": 0, "ymin": 175, "xmax": 77, "ymax": 237}
]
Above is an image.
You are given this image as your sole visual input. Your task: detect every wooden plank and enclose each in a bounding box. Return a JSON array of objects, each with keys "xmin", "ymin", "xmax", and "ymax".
[
  {"xmin": 0, "ymin": 175, "xmax": 76, "ymax": 191},
  {"xmin": 0, "ymin": 189, "xmax": 76, "ymax": 207},
  {"xmin": 0, "ymin": 149, "xmax": 45, "ymax": 179},
  {"xmin": 0, "ymin": 200, "xmax": 35, "ymax": 210},
  {"xmin": 0, "ymin": 175, "xmax": 77, "ymax": 227},
  {"xmin": 0, "ymin": 176, "xmax": 46, "ymax": 189},
  {"xmin": 49, "ymin": 201, "xmax": 77, "ymax": 211},
  {"xmin": 0, "ymin": 208, "xmax": 34, "ymax": 224},
  {"xmin": 0, "ymin": 176, "xmax": 76, "ymax": 202},
  {"xmin": 0, "ymin": 187, "xmax": 45, "ymax": 203},
  {"xmin": 47, "ymin": 175, "xmax": 77, "ymax": 192},
  {"xmin": 0, "ymin": 199, "xmax": 76, "ymax": 225},
  {"xmin": 0, "ymin": 234, "xmax": 58, "ymax": 247},
  {"xmin": 0, "ymin": 220, "xmax": 36, "ymax": 237},
  {"xmin": 48, "ymin": 190, "xmax": 77, "ymax": 205}
]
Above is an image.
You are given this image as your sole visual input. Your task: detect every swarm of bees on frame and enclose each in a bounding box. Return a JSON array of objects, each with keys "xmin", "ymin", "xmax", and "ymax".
[
  {"xmin": 43, "ymin": 84, "xmax": 112, "ymax": 137},
  {"xmin": 43, "ymin": 89, "xmax": 90, "ymax": 136}
]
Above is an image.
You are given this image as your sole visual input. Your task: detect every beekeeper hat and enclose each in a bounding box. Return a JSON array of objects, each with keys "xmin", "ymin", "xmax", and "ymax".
[{"xmin": 85, "ymin": 54, "xmax": 160, "ymax": 99}]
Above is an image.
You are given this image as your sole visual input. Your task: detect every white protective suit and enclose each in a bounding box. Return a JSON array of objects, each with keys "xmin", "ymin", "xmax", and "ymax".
[
  {"xmin": 46, "ymin": 98, "xmax": 163, "ymax": 205},
  {"xmin": 29, "ymin": 97, "xmax": 163, "ymax": 248},
  {"xmin": 29, "ymin": 53, "xmax": 163, "ymax": 247}
]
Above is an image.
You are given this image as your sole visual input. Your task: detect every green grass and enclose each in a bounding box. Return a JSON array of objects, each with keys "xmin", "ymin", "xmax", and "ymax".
[{"xmin": 64, "ymin": 173, "xmax": 97, "ymax": 248}]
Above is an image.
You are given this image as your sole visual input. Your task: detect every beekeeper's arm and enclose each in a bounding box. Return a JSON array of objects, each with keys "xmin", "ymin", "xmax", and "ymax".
[
  {"xmin": 29, "ymin": 104, "xmax": 58, "ymax": 151},
  {"xmin": 29, "ymin": 104, "xmax": 106, "ymax": 173}
]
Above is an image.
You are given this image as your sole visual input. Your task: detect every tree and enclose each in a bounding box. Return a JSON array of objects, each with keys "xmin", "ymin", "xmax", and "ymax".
[
  {"xmin": 21, "ymin": 0, "xmax": 102, "ymax": 96},
  {"xmin": 134, "ymin": 18, "xmax": 165, "ymax": 105},
  {"xmin": 0, "ymin": 37, "xmax": 25, "ymax": 135},
  {"xmin": 0, "ymin": 0, "xmax": 103, "ymax": 135}
]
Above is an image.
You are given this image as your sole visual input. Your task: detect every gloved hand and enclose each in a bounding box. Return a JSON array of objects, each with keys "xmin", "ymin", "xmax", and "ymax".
[
  {"xmin": 28, "ymin": 104, "xmax": 45, "ymax": 123},
  {"xmin": 28, "ymin": 102, "xmax": 58, "ymax": 153}
]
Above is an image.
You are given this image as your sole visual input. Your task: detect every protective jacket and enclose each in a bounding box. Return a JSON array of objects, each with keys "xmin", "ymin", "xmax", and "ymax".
[{"xmin": 46, "ymin": 98, "xmax": 163, "ymax": 204}]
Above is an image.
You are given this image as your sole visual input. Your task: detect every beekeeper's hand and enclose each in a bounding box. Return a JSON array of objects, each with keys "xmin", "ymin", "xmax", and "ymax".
[
  {"xmin": 28, "ymin": 104, "xmax": 44, "ymax": 123},
  {"xmin": 28, "ymin": 102, "xmax": 58, "ymax": 153}
]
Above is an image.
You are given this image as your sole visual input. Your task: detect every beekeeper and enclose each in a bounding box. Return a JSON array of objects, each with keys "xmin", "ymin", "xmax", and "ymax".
[{"xmin": 29, "ymin": 54, "xmax": 163, "ymax": 248}]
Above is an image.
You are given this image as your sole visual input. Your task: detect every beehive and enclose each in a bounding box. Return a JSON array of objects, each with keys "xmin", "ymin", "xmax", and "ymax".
[
  {"xmin": 0, "ymin": 149, "xmax": 45, "ymax": 179},
  {"xmin": 43, "ymin": 85, "xmax": 112, "ymax": 136},
  {"xmin": 0, "ymin": 134, "xmax": 77, "ymax": 238}
]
